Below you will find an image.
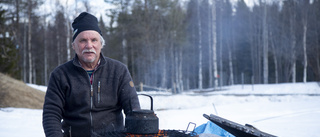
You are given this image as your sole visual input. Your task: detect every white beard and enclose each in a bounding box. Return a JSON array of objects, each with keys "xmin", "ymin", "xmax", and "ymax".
[{"xmin": 82, "ymin": 49, "xmax": 97, "ymax": 63}]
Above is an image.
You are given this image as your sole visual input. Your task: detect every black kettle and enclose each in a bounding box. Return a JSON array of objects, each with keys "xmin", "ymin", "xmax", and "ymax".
[{"xmin": 125, "ymin": 94, "xmax": 159, "ymax": 134}]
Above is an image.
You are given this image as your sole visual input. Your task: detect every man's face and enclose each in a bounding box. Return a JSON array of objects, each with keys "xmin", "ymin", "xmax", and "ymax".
[{"xmin": 72, "ymin": 30, "xmax": 102, "ymax": 63}]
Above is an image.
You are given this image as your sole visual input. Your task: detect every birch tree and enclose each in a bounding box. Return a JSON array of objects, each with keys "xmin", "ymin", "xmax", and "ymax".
[
  {"xmin": 43, "ymin": 20, "xmax": 48, "ymax": 85},
  {"xmin": 228, "ymin": 36, "xmax": 234, "ymax": 85},
  {"xmin": 211, "ymin": 0, "xmax": 218, "ymax": 88},
  {"xmin": 197, "ymin": 0, "xmax": 203, "ymax": 89},
  {"xmin": 262, "ymin": 1, "xmax": 268, "ymax": 84},
  {"xmin": 290, "ymin": 1, "xmax": 297, "ymax": 83},
  {"xmin": 27, "ymin": 0, "xmax": 33, "ymax": 83},
  {"xmin": 270, "ymin": 31, "xmax": 278, "ymax": 83},
  {"xmin": 23, "ymin": 19, "xmax": 27, "ymax": 82},
  {"xmin": 251, "ymin": 6, "xmax": 262, "ymax": 84},
  {"xmin": 268, "ymin": 3, "xmax": 281, "ymax": 84},
  {"xmin": 208, "ymin": 0, "xmax": 213, "ymax": 88},
  {"xmin": 65, "ymin": 0, "xmax": 71, "ymax": 61},
  {"xmin": 277, "ymin": 0, "xmax": 306, "ymax": 83},
  {"xmin": 301, "ymin": 0, "xmax": 309, "ymax": 83}
]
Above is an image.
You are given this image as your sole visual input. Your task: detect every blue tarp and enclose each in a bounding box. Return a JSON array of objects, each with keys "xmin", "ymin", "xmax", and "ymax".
[{"xmin": 194, "ymin": 121, "xmax": 235, "ymax": 137}]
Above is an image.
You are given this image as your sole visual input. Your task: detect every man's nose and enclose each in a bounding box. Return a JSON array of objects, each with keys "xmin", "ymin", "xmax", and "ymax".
[{"xmin": 85, "ymin": 41, "xmax": 93, "ymax": 48}]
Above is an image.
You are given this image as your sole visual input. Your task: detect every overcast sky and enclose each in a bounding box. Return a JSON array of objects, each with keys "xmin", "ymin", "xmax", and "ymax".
[
  {"xmin": 39, "ymin": 0, "xmax": 262, "ymax": 25},
  {"xmin": 40, "ymin": 0, "xmax": 114, "ymax": 23}
]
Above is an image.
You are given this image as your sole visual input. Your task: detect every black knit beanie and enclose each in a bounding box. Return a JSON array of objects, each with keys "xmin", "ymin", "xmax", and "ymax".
[{"xmin": 72, "ymin": 12, "xmax": 102, "ymax": 42}]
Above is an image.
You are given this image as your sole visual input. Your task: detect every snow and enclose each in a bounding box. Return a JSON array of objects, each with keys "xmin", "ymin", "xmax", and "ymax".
[
  {"xmin": 26, "ymin": 83, "xmax": 48, "ymax": 92},
  {"xmin": 1, "ymin": 82, "xmax": 320, "ymax": 137}
]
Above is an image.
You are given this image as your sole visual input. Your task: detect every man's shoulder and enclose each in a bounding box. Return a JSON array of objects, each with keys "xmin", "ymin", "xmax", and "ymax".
[
  {"xmin": 104, "ymin": 57, "xmax": 127, "ymax": 68},
  {"xmin": 51, "ymin": 60, "xmax": 75, "ymax": 74}
]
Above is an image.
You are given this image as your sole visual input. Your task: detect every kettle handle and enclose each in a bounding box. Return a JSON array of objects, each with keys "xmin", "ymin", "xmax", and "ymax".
[{"xmin": 138, "ymin": 94, "xmax": 153, "ymax": 111}]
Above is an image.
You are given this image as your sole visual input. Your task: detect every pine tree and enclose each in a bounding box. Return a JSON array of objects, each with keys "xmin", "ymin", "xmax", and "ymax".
[{"xmin": 0, "ymin": 9, "xmax": 20, "ymax": 78}]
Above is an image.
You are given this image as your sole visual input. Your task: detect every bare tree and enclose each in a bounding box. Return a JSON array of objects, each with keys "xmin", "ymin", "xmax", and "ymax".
[
  {"xmin": 65, "ymin": 0, "xmax": 71, "ymax": 61},
  {"xmin": 82, "ymin": 0, "xmax": 91, "ymax": 13},
  {"xmin": 228, "ymin": 37, "xmax": 234, "ymax": 85},
  {"xmin": 270, "ymin": 31, "xmax": 278, "ymax": 83},
  {"xmin": 44, "ymin": 21, "xmax": 48, "ymax": 85},
  {"xmin": 301, "ymin": 1, "xmax": 309, "ymax": 83},
  {"xmin": 23, "ymin": 19, "xmax": 27, "ymax": 82},
  {"xmin": 197, "ymin": 0, "xmax": 203, "ymax": 89},
  {"xmin": 262, "ymin": 1, "xmax": 268, "ymax": 84},
  {"xmin": 27, "ymin": 0, "xmax": 33, "ymax": 83},
  {"xmin": 290, "ymin": 1, "xmax": 297, "ymax": 83},
  {"xmin": 207, "ymin": 0, "xmax": 213, "ymax": 88},
  {"xmin": 211, "ymin": 0, "xmax": 218, "ymax": 88}
]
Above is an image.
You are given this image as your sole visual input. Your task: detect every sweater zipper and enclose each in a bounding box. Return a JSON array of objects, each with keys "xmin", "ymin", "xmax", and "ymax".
[
  {"xmin": 78, "ymin": 59, "xmax": 101, "ymax": 135},
  {"xmin": 90, "ymin": 74, "xmax": 94, "ymax": 134},
  {"xmin": 69, "ymin": 126, "xmax": 72, "ymax": 137}
]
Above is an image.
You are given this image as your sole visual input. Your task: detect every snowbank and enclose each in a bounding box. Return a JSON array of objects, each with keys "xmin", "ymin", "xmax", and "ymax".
[{"xmin": 0, "ymin": 82, "xmax": 319, "ymax": 137}]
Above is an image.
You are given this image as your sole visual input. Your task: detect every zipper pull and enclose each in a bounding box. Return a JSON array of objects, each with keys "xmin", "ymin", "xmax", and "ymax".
[
  {"xmin": 98, "ymin": 81, "xmax": 101, "ymax": 93},
  {"xmin": 91, "ymin": 85, "xmax": 93, "ymax": 97}
]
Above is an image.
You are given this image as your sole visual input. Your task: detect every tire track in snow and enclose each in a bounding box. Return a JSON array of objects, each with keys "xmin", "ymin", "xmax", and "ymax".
[{"xmin": 252, "ymin": 109, "xmax": 320, "ymax": 123}]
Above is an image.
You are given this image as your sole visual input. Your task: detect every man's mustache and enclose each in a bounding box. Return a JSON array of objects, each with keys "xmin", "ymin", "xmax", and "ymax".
[{"xmin": 82, "ymin": 49, "xmax": 96, "ymax": 54}]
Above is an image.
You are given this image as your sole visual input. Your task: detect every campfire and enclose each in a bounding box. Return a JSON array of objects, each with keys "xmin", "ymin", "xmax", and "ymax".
[
  {"xmin": 106, "ymin": 94, "xmax": 277, "ymax": 137},
  {"xmin": 104, "ymin": 94, "xmax": 195, "ymax": 137}
]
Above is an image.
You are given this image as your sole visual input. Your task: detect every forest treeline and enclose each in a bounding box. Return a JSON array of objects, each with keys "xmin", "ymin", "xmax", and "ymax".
[{"xmin": 1, "ymin": 0, "xmax": 319, "ymax": 92}]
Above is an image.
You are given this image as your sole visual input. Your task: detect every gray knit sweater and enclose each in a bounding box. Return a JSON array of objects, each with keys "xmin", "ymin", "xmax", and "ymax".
[{"xmin": 42, "ymin": 54, "xmax": 140, "ymax": 137}]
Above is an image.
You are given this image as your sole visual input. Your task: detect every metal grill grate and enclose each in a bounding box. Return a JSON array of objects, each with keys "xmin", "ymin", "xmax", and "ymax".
[{"xmin": 104, "ymin": 130, "xmax": 195, "ymax": 137}]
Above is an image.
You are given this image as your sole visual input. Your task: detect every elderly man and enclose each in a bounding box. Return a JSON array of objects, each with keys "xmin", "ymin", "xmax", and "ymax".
[{"xmin": 42, "ymin": 12, "xmax": 140, "ymax": 137}]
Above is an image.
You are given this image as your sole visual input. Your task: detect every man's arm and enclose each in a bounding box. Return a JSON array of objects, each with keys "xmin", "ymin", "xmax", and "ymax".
[
  {"xmin": 119, "ymin": 66, "xmax": 141, "ymax": 115},
  {"xmin": 42, "ymin": 72, "xmax": 65, "ymax": 137}
]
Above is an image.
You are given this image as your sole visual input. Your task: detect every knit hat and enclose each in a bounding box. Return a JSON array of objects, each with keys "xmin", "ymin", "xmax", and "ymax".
[{"xmin": 72, "ymin": 12, "xmax": 102, "ymax": 42}]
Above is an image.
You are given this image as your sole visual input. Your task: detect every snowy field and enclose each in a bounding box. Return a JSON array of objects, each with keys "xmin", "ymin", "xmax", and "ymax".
[{"xmin": 1, "ymin": 82, "xmax": 320, "ymax": 137}]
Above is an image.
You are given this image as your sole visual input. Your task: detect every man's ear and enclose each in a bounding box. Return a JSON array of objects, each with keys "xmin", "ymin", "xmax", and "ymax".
[{"xmin": 72, "ymin": 42, "xmax": 75, "ymax": 50}]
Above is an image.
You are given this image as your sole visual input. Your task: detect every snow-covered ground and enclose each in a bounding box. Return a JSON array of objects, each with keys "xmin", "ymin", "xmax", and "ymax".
[{"xmin": 1, "ymin": 82, "xmax": 320, "ymax": 137}]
